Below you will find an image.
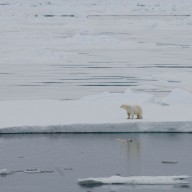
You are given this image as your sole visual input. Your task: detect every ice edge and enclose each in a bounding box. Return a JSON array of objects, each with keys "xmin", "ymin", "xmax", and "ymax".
[{"xmin": 0, "ymin": 121, "xmax": 192, "ymax": 134}]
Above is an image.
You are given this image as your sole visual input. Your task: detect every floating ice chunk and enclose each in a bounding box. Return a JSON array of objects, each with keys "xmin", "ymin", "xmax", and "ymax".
[
  {"xmin": 24, "ymin": 169, "xmax": 44, "ymax": 173},
  {"xmin": 116, "ymin": 139, "xmax": 133, "ymax": 142},
  {"xmin": 78, "ymin": 175, "xmax": 191, "ymax": 186},
  {"xmin": 0, "ymin": 169, "xmax": 10, "ymax": 175},
  {"xmin": 24, "ymin": 169, "xmax": 54, "ymax": 174}
]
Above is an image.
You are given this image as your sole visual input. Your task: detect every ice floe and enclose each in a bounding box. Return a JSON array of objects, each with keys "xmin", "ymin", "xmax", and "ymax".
[
  {"xmin": 0, "ymin": 169, "xmax": 10, "ymax": 176},
  {"xmin": 0, "ymin": 88, "xmax": 191, "ymax": 133},
  {"xmin": 78, "ymin": 175, "xmax": 191, "ymax": 185}
]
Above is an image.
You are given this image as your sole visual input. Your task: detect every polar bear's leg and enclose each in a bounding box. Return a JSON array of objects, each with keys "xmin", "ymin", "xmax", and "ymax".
[
  {"xmin": 130, "ymin": 110, "xmax": 134, "ymax": 119},
  {"xmin": 127, "ymin": 112, "xmax": 130, "ymax": 119},
  {"xmin": 137, "ymin": 114, "xmax": 143, "ymax": 119}
]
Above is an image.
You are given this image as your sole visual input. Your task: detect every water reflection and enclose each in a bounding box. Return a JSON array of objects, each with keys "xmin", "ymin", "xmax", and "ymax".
[
  {"xmin": 0, "ymin": 133, "xmax": 191, "ymax": 192},
  {"xmin": 117, "ymin": 139, "xmax": 141, "ymax": 160},
  {"xmin": 127, "ymin": 140, "xmax": 141, "ymax": 158},
  {"xmin": 115, "ymin": 138, "xmax": 142, "ymax": 175}
]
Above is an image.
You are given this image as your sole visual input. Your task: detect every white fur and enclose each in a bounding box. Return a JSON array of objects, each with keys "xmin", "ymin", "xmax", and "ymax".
[{"xmin": 120, "ymin": 104, "xmax": 143, "ymax": 119}]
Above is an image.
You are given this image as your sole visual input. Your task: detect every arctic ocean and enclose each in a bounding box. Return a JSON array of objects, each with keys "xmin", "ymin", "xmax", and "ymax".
[{"xmin": 0, "ymin": 0, "xmax": 192, "ymax": 191}]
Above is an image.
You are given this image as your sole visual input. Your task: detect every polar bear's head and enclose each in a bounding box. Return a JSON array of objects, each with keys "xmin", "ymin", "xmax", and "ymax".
[{"xmin": 120, "ymin": 104, "xmax": 130, "ymax": 110}]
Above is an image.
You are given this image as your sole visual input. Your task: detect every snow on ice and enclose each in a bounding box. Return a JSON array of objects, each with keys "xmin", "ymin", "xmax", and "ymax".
[
  {"xmin": 0, "ymin": 0, "xmax": 192, "ymax": 133},
  {"xmin": 0, "ymin": 88, "xmax": 192, "ymax": 133}
]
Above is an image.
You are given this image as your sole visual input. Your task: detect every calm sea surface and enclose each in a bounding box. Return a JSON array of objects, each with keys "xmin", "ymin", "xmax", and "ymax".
[{"xmin": 0, "ymin": 133, "xmax": 191, "ymax": 192}]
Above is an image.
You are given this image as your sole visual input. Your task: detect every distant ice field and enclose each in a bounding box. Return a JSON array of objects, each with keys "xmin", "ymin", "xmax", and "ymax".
[{"xmin": 0, "ymin": 0, "xmax": 192, "ymax": 100}]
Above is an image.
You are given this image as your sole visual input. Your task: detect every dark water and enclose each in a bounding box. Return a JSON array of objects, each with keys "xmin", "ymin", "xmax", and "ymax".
[{"xmin": 0, "ymin": 133, "xmax": 191, "ymax": 192}]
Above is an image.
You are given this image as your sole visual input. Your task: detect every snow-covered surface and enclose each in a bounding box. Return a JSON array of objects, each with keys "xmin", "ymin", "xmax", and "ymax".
[
  {"xmin": 0, "ymin": 88, "xmax": 192, "ymax": 133},
  {"xmin": 0, "ymin": 1, "xmax": 192, "ymax": 133},
  {"xmin": 1, "ymin": 0, "xmax": 192, "ymax": 100},
  {"xmin": 78, "ymin": 175, "xmax": 191, "ymax": 185}
]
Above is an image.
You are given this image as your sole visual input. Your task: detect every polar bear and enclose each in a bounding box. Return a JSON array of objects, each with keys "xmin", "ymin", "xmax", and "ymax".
[{"xmin": 120, "ymin": 104, "xmax": 143, "ymax": 119}]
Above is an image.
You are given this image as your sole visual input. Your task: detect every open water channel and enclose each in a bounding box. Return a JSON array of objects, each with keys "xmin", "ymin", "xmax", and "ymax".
[{"xmin": 0, "ymin": 133, "xmax": 191, "ymax": 192}]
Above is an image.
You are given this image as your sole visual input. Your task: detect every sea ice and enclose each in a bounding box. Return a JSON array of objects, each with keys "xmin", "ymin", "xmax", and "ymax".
[
  {"xmin": 78, "ymin": 175, "xmax": 191, "ymax": 185},
  {"xmin": 0, "ymin": 88, "xmax": 191, "ymax": 133}
]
